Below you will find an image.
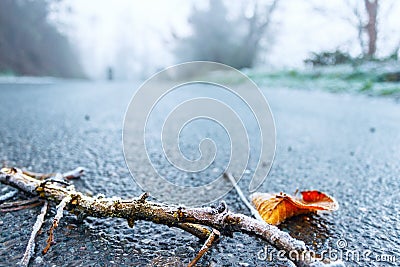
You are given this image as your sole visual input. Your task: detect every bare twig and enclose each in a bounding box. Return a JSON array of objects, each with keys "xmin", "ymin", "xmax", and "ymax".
[
  {"xmin": 0, "ymin": 190, "xmax": 18, "ymax": 203},
  {"xmin": 19, "ymin": 201, "xmax": 48, "ymax": 267},
  {"xmin": 224, "ymin": 172, "xmax": 263, "ymax": 221},
  {"xmin": 177, "ymin": 223, "xmax": 212, "ymax": 240},
  {"xmin": 62, "ymin": 167, "xmax": 86, "ymax": 180},
  {"xmin": 22, "ymin": 167, "xmax": 85, "ymax": 181},
  {"xmin": 0, "ymin": 197, "xmax": 42, "ymax": 212},
  {"xmin": 42, "ymin": 195, "xmax": 72, "ymax": 254},
  {"xmin": 39, "ymin": 179, "xmax": 70, "ymax": 188},
  {"xmin": 22, "ymin": 169, "xmax": 53, "ymax": 180},
  {"xmin": 0, "ymin": 167, "xmax": 345, "ymax": 267},
  {"xmin": 187, "ymin": 228, "xmax": 220, "ymax": 267},
  {"xmin": 0, "ymin": 197, "xmax": 40, "ymax": 208},
  {"xmin": 1, "ymin": 201, "xmax": 43, "ymax": 212}
]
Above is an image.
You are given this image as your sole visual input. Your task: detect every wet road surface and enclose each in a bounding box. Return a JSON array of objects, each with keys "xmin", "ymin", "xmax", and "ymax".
[{"xmin": 0, "ymin": 79, "xmax": 399, "ymax": 266}]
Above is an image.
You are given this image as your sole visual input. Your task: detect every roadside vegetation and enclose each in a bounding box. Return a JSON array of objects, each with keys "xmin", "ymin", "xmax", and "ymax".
[
  {"xmin": 247, "ymin": 61, "xmax": 400, "ymax": 98},
  {"xmin": 176, "ymin": 0, "xmax": 400, "ymax": 99}
]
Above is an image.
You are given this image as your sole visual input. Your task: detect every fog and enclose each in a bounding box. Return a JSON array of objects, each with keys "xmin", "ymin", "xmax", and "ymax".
[
  {"xmin": 52, "ymin": 0, "xmax": 193, "ymax": 79},
  {"xmin": 1, "ymin": 0, "xmax": 399, "ymax": 80},
  {"xmin": 48, "ymin": 0, "xmax": 399, "ymax": 80}
]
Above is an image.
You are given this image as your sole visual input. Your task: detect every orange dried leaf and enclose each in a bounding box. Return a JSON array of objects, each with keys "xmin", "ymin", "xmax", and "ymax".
[{"xmin": 251, "ymin": 190, "xmax": 339, "ymax": 225}]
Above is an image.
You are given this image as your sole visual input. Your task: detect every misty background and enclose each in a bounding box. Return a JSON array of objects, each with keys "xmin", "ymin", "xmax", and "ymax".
[
  {"xmin": 1, "ymin": 2, "xmax": 400, "ymax": 266},
  {"xmin": 1, "ymin": 0, "xmax": 400, "ymax": 81}
]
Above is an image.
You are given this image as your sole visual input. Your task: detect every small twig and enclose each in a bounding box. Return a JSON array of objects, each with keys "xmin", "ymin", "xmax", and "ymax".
[
  {"xmin": 138, "ymin": 192, "xmax": 149, "ymax": 203},
  {"xmin": 1, "ymin": 201, "xmax": 43, "ymax": 212},
  {"xmin": 22, "ymin": 169, "xmax": 53, "ymax": 180},
  {"xmin": 62, "ymin": 167, "xmax": 85, "ymax": 180},
  {"xmin": 177, "ymin": 223, "xmax": 212, "ymax": 240},
  {"xmin": 0, "ymin": 197, "xmax": 40, "ymax": 208},
  {"xmin": 0, "ymin": 197, "xmax": 42, "ymax": 212},
  {"xmin": 22, "ymin": 167, "xmax": 85, "ymax": 181},
  {"xmin": 224, "ymin": 172, "xmax": 264, "ymax": 221},
  {"xmin": 187, "ymin": 229, "xmax": 220, "ymax": 267},
  {"xmin": 19, "ymin": 201, "xmax": 48, "ymax": 267},
  {"xmin": 39, "ymin": 179, "xmax": 70, "ymax": 188},
  {"xmin": 0, "ymin": 190, "xmax": 18, "ymax": 203},
  {"xmin": 42, "ymin": 195, "xmax": 71, "ymax": 254}
]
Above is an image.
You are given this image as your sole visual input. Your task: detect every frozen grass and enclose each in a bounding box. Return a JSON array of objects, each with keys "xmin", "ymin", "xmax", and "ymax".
[{"xmin": 244, "ymin": 63, "xmax": 400, "ymax": 98}]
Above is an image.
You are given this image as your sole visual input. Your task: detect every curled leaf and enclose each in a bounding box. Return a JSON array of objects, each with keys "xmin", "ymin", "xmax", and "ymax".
[{"xmin": 251, "ymin": 190, "xmax": 339, "ymax": 225}]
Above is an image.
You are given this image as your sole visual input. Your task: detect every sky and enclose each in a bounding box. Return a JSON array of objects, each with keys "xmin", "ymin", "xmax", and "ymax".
[{"xmin": 52, "ymin": 0, "xmax": 400, "ymax": 80}]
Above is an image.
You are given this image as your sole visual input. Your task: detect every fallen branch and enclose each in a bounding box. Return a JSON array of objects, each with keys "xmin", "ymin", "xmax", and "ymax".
[{"xmin": 0, "ymin": 167, "xmax": 345, "ymax": 267}]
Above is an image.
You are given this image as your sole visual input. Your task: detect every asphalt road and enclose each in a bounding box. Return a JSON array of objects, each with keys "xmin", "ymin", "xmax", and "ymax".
[{"xmin": 0, "ymin": 79, "xmax": 399, "ymax": 266}]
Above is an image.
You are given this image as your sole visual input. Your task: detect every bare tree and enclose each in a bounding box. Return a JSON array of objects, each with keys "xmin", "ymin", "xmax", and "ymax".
[
  {"xmin": 174, "ymin": 0, "xmax": 279, "ymax": 69},
  {"xmin": 364, "ymin": 0, "xmax": 378, "ymax": 57},
  {"xmin": 343, "ymin": 0, "xmax": 379, "ymax": 58},
  {"xmin": 342, "ymin": 0, "xmax": 379, "ymax": 58},
  {"xmin": 313, "ymin": 0, "xmax": 384, "ymax": 59},
  {"xmin": 239, "ymin": 0, "xmax": 280, "ymax": 67}
]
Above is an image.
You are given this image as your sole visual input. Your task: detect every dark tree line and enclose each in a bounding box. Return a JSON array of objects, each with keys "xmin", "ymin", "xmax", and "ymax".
[{"xmin": 0, "ymin": 0, "xmax": 84, "ymax": 78}]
